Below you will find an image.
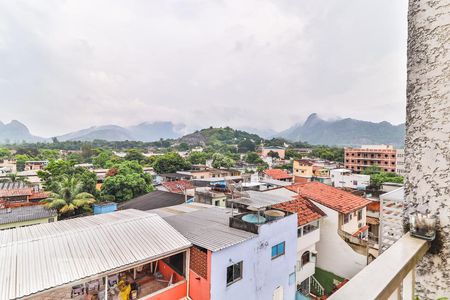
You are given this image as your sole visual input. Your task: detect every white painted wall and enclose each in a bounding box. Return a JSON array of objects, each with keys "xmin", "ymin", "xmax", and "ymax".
[
  {"xmin": 296, "ymin": 226, "xmax": 320, "ymax": 283},
  {"xmin": 330, "ymin": 169, "xmax": 370, "ymax": 190},
  {"xmin": 311, "ymin": 202, "xmax": 367, "ymax": 279},
  {"xmin": 340, "ymin": 208, "xmax": 366, "ymax": 236},
  {"xmin": 210, "ymin": 214, "xmax": 298, "ymax": 300}
]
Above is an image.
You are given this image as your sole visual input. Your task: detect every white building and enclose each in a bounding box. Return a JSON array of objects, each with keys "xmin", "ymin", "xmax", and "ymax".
[
  {"xmin": 159, "ymin": 202, "xmax": 298, "ymax": 300},
  {"xmin": 379, "ymin": 187, "xmax": 404, "ymax": 253},
  {"xmin": 330, "ymin": 169, "xmax": 370, "ymax": 190},
  {"xmin": 395, "ymin": 149, "xmax": 406, "ymax": 176},
  {"xmin": 287, "ymin": 182, "xmax": 371, "ymax": 279}
]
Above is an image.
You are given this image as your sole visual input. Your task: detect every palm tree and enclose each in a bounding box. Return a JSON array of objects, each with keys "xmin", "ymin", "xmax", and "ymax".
[{"xmin": 42, "ymin": 176, "xmax": 96, "ymax": 216}]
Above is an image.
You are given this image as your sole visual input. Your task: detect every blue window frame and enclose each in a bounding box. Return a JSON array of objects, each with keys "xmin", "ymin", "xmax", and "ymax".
[{"xmin": 271, "ymin": 242, "xmax": 285, "ymax": 259}]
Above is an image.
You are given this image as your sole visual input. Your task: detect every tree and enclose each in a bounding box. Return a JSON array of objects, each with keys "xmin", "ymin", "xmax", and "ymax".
[
  {"xmin": 38, "ymin": 160, "xmax": 97, "ymax": 195},
  {"xmin": 124, "ymin": 149, "xmax": 146, "ymax": 163},
  {"xmin": 285, "ymin": 148, "xmax": 302, "ymax": 160},
  {"xmin": 92, "ymin": 150, "xmax": 118, "ymax": 168},
  {"xmin": 363, "ymin": 165, "xmax": 382, "ymax": 175},
  {"xmin": 41, "ymin": 176, "xmax": 96, "ymax": 217},
  {"xmin": 237, "ymin": 139, "xmax": 256, "ymax": 153},
  {"xmin": 187, "ymin": 151, "xmax": 210, "ymax": 165},
  {"xmin": 211, "ymin": 153, "xmax": 235, "ymax": 168},
  {"xmin": 0, "ymin": 148, "xmax": 11, "ymax": 159},
  {"xmin": 267, "ymin": 150, "xmax": 280, "ymax": 159},
  {"xmin": 38, "ymin": 149, "xmax": 60, "ymax": 160},
  {"xmin": 245, "ymin": 152, "xmax": 264, "ymax": 164},
  {"xmin": 152, "ymin": 152, "xmax": 191, "ymax": 174},
  {"xmin": 369, "ymin": 172, "xmax": 404, "ymax": 190},
  {"xmin": 14, "ymin": 154, "xmax": 32, "ymax": 172},
  {"xmin": 101, "ymin": 160, "xmax": 153, "ymax": 202}
]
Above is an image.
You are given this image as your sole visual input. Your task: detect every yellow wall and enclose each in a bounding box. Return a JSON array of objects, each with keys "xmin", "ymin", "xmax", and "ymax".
[
  {"xmin": 293, "ymin": 160, "xmax": 314, "ymax": 177},
  {"xmin": 0, "ymin": 216, "xmax": 57, "ymax": 231}
]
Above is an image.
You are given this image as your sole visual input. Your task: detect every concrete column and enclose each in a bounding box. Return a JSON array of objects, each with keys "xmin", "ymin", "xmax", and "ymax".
[{"xmin": 404, "ymin": 0, "xmax": 450, "ymax": 298}]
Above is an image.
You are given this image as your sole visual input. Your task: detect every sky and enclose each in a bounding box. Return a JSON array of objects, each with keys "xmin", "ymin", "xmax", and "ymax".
[{"xmin": 0, "ymin": 0, "xmax": 408, "ymax": 137}]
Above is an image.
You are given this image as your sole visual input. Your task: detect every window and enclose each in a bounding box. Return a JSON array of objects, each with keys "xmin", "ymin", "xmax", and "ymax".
[
  {"xmin": 226, "ymin": 261, "xmax": 242, "ymax": 285},
  {"xmin": 357, "ymin": 210, "xmax": 363, "ymax": 221},
  {"xmin": 302, "ymin": 220, "xmax": 319, "ymax": 235},
  {"xmin": 344, "ymin": 213, "xmax": 352, "ymax": 224},
  {"xmin": 271, "ymin": 242, "xmax": 285, "ymax": 259},
  {"xmin": 301, "ymin": 251, "xmax": 310, "ymax": 266},
  {"xmin": 297, "ymin": 227, "xmax": 303, "ymax": 237}
]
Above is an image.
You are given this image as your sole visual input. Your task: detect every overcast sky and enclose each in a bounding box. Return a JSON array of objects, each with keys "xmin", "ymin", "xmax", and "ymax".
[{"xmin": 0, "ymin": 0, "xmax": 408, "ymax": 137}]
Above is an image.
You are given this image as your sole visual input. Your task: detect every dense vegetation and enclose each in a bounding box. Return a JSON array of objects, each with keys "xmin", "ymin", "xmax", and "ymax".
[{"xmin": 363, "ymin": 165, "xmax": 404, "ymax": 190}]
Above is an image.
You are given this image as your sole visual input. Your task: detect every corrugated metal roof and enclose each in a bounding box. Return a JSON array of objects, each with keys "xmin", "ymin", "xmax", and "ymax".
[
  {"xmin": 0, "ymin": 209, "xmax": 191, "ymax": 300},
  {"xmin": 0, "ymin": 182, "xmax": 28, "ymax": 190},
  {"xmin": 0, "ymin": 205, "xmax": 57, "ymax": 225},
  {"xmin": 164, "ymin": 206, "xmax": 256, "ymax": 252}
]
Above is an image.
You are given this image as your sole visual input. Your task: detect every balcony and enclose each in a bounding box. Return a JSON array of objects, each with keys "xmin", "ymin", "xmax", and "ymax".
[
  {"xmin": 328, "ymin": 233, "xmax": 429, "ymax": 299},
  {"xmin": 33, "ymin": 255, "xmax": 188, "ymax": 300}
]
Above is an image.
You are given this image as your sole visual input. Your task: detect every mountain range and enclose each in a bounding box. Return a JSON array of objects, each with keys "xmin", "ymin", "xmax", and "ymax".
[
  {"xmin": 276, "ymin": 113, "xmax": 405, "ymax": 147},
  {"xmin": 0, "ymin": 114, "xmax": 405, "ymax": 146}
]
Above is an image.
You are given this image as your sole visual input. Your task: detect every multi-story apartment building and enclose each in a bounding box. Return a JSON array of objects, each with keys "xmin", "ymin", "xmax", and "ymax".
[
  {"xmin": 395, "ymin": 149, "xmax": 406, "ymax": 176},
  {"xmin": 344, "ymin": 145, "xmax": 397, "ymax": 174}
]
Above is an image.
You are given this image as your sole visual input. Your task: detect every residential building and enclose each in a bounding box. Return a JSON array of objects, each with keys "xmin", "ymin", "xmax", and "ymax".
[
  {"xmin": 0, "ymin": 209, "xmax": 192, "ymax": 300},
  {"xmin": 24, "ymin": 160, "xmax": 48, "ymax": 171},
  {"xmin": 264, "ymin": 169, "xmax": 293, "ymax": 182},
  {"xmin": 0, "ymin": 205, "xmax": 57, "ymax": 230},
  {"xmin": 379, "ymin": 187, "xmax": 404, "ymax": 254},
  {"xmin": 272, "ymin": 194, "xmax": 326, "ymax": 297},
  {"xmin": 293, "ymin": 160, "xmax": 331, "ymax": 184},
  {"xmin": 293, "ymin": 159, "xmax": 314, "ymax": 183},
  {"xmin": 119, "ymin": 190, "xmax": 187, "ymax": 211},
  {"xmin": 330, "ymin": 169, "xmax": 370, "ymax": 190},
  {"xmin": 160, "ymin": 180, "xmax": 195, "ymax": 197},
  {"xmin": 0, "ymin": 159, "xmax": 16, "ymax": 173},
  {"xmin": 177, "ymin": 168, "xmax": 241, "ymax": 180},
  {"xmin": 344, "ymin": 145, "xmax": 397, "ymax": 174},
  {"xmin": 157, "ymin": 200, "xmax": 298, "ymax": 300},
  {"xmin": 261, "ymin": 146, "xmax": 286, "ymax": 159},
  {"xmin": 395, "ymin": 149, "xmax": 406, "ymax": 176},
  {"xmin": 0, "ymin": 182, "xmax": 49, "ymax": 206},
  {"xmin": 287, "ymin": 182, "xmax": 371, "ymax": 279},
  {"xmin": 158, "ymin": 172, "xmax": 193, "ymax": 182},
  {"xmin": 194, "ymin": 187, "xmax": 227, "ymax": 207}
]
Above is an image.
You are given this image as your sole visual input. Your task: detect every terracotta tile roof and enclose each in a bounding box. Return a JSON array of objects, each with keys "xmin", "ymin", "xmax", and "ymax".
[
  {"xmin": 351, "ymin": 225, "xmax": 369, "ymax": 237},
  {"xmin": 264, "ymin": 169, "xmax": 292, "ymax": 180},
  {"xmin": 273, "ymin": 196, "xmax": 326, "ymax": 226},
  {"xmin": 29, "ymin": 191, "xmax": 50, "ymax": 200},
  {"xmin": 162, "ymin": 180, "xmax": 194, "ymax": 194},
  {"xmin": 0, "ymin": 188, "xmax": 33, "ymax": 198},
  {"xmin": 285, "ymin": 182, "xmax": 370, "ymax": 214},
  {"xmin": 367, "ymin": 201, "xmax": 380, "ymax": 212}
]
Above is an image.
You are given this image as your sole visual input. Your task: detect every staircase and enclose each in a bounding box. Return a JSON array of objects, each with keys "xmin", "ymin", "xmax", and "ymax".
[{"xmin": 310, "ymin": 276, "xmax": 325, "ymax": 297}]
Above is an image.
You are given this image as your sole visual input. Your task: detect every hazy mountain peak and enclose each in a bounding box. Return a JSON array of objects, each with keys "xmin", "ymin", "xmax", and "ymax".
[{"xmin": 278, "ymin": 115, "xmax": 405, "ymax": 147}]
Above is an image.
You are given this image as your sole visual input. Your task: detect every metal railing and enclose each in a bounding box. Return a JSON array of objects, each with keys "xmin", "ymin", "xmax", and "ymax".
[
  {"xmin": 328, "ymin": 233, "xmax": 429, "ymax": 300},
  {"xmin": 310, "ymin": 275, "xmax": 325, "ymax": 297}
]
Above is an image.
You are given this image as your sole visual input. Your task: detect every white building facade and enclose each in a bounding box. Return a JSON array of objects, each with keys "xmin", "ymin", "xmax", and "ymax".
[{"xmin": 330, "ymin": 169, "xmax": 370, "ymax": 190}]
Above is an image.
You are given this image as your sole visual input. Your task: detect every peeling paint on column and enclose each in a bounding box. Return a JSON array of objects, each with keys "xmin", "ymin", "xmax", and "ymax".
[{"xmin": 404, "ymin": 0, "xmax": 450, "ymax": 298}]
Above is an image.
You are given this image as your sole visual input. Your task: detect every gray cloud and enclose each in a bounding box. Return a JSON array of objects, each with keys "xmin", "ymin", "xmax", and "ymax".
[{"xmin": 0, "ymin": 0, "xmax": 408, "ymax": 137}]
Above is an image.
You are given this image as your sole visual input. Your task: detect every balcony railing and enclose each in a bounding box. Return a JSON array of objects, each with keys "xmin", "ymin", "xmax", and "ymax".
[{"xmin": 328, "ymin": 233, "xmax": 429, "ymax": 300}]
